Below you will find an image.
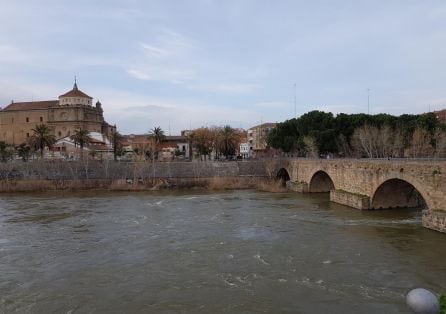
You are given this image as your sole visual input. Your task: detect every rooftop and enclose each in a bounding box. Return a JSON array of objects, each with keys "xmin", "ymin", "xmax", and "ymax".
[
  {"xmin": 248, "ymin": 122, "xmax": 277, "ymax": 130},
  {"xmin": 2, "ymin": 100, "xmax": 59, "ymax": 111},
  {"xmin": 59, "ymin": 82, "xmax": 93, "ymax": 99}
]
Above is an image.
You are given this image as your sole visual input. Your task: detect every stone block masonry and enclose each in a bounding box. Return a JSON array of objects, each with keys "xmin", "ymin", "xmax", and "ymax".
[
  {"xmin": 0, "ymin": 160, "xmax": 269, "ymax": 182},
  {"xmin": 330, "ymin": 190, "xmax": 370, "ymax": 210},
  {"xmin": 277, "ymin": 158, "xmax": 446, "ymax": 234},
  {"xmin": 422, "ymin": 210, "xmax": 446, "ymax": 233}
]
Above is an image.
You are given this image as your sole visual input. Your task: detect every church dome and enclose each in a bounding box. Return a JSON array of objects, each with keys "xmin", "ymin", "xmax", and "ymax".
[{"xmin": 58, "ymin": 79, "xmax": 93, "ymax": 106}]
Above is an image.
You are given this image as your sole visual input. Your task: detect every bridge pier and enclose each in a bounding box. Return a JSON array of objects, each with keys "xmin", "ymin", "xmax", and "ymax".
[
  {"xmin": 422, "ymin": 210, "xmax": 446, "ymax": 233},
  {"xmin": 330, "ymin": 190, "xmax": 370, "ymax": 210},
  {"xmin": 278, "ymin": 159, "xmax": 446, "ymax": 234},
  {"xmin": 286, "ymin": 180, "xmax": 308, "ymax": 193}
]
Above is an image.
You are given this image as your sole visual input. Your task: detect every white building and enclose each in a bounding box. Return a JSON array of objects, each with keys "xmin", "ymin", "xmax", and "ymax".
[{"xmin": 239, "ymin": 142, "xmax": 250, "ymax": 159}]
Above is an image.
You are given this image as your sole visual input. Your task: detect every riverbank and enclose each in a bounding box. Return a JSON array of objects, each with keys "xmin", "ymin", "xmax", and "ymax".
[
  {"xmin": 0, "ymin": 160, "xmax": 287, "ymax": 193},
  {"xmin": 0, "ymin": 176, "xmax": 286, "ymax": 193}
]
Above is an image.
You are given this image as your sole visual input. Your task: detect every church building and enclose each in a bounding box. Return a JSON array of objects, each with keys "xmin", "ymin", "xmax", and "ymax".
[{"xmin": 0, "ymin": 81, "xmax": 115, "ymax": 145}]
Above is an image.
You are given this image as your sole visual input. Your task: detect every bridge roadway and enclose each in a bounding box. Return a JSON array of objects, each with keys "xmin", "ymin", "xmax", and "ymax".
[{"xmin": 272, "ymin": 158, "xmax": 446, "ymax": 233}]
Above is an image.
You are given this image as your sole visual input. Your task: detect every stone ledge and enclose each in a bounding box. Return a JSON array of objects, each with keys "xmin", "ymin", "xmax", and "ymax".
[
  {"xmin": 422, "ymin": 210, "xmax": 446, "ymax": 233},
  {"xmin": 330, "ymin": 189, "xmax": 370, "ymax": 210},
  {"xmin": 286, "ymin": 180, "xmax": 309, "ymax": 193}
]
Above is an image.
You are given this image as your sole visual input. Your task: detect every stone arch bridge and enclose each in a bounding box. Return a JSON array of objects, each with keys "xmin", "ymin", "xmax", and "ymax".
[{"xmin": 271, "ymin": 158, "xmax": 446, "ymax": 233}]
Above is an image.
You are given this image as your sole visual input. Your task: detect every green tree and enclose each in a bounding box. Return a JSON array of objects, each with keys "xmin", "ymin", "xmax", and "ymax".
[
  {"xmin": 17, "ymin": 143, "xmax": 31, "ymax": 162},
  {"xmin": 110, "ymin": 131, "xmax": 123, "ymax": 161},
  {"xmin": 0, "ymin": 141, "xmax": 14, "ymax": 162},
  {"xmin": 29, "ymin": 124, "xmax": 56, "ymax": 158},
  {"xmin": 190, "ymin": 127, "xmax": 214, "ymax": 160},
  {"xmin": 267, "ymin": 118, "xmax": 300, "ymax": 153},
  {"xmin": 215, "ymin": 125, "xmax": 240, "ymax": 159},
  {"xmin": 297, "ymin": 111, "xmax": 337, "ymax": 153}
]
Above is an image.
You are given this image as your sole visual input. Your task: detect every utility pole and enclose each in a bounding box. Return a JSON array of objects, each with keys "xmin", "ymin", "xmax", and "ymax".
[
  {"xmin": 367, "ymin": 88, "xmax": 371, "ymax": 115},
  {"xmin": 294, "ymin": 83, "xmax": 297, "ymax": 119}
]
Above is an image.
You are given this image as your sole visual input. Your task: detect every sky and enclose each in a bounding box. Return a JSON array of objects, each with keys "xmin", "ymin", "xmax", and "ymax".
[{"xmin": 1, "ymin": 1, "xmax": 446, "ymax": 135}]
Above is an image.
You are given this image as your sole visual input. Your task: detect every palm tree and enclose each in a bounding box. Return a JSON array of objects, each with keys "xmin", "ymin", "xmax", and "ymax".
[
  {"xmin": 71, "ymin": 128, "xmax": 90, "ymax": 159},
  {"xmin": 29, "ymin": 124, "xmax": 56, "ymax": 159},
  {"xmin": 149, "ymin": 126, "xmax": 165, "ymax": 161},
  {"xmin": 216, "ymin": 125, "xmax": 240, "ymax": 159}
]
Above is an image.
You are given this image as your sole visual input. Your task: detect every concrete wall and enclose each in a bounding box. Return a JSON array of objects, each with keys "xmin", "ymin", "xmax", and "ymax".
[{"xmin": 0, "ymin": 160, "xmax": 268, "ymax": 181}]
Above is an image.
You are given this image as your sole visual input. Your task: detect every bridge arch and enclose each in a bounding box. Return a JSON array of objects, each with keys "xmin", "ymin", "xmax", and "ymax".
[
  {"xmin": 309, "ymin": 170, "xmax": 335, "ymax": 192},
  {"xmin": 371, "ymin": 178, "xmax": 428, "ymax": 210},
  {"xmin": 276, "ymin": 168, "xmax": 291, "ymax": 186}
]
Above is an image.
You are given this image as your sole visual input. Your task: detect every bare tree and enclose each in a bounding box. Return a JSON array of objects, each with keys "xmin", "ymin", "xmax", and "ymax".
[
  {"xmin": 351, "ymin": 124, "xmax": 379, "ymax": 158},
  {"xmin": 434, "ymin": 128, "xmax": 446, "ymax": 158},
  {"xmin": 409, "ymin": 126, "xmax": 433, "ymax": 158},
  {"xmin": 391, "ymin": 127, "xmax": 405, "ymax": 157},
  {"xmin": 303, "ymin": 136, "xmax": 318, "ymax": 158},
  {"xmin": 378, "ymin": 124, "xmax": 393, "ymax": 158}
]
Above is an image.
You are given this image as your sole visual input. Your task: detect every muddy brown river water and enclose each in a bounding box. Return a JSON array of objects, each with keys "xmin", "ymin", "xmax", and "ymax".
[{"xmin": 0, "ymin": 190, "xmax": 445, "ymax": 313}]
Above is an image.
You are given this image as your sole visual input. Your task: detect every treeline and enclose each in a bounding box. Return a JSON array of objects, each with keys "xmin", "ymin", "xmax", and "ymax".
[
  {"xmin": 267, "ymin": 110, "xmax": 446, "ymax": 158},
  {"xmin": 185, "ymin": 126, "xmax": 242, "ymax": 160}
]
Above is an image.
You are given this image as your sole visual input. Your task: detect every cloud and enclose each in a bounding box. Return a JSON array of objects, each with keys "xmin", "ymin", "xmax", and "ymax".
[
  {"xmin": 141, "ymin": 43, "xmax": 170, "ymax": 58},
  {"xmin": 127, "ymin": 30, "xmax": 199, "ymax": 83},
  {"xmin": 127, "ymin": 69, "xmax": 153, "ymax": 81},
  {"xmin": 187, "ymin": 83, "xmax": 258, "ymax": 94},
  {"xmin": 87, "ymin": 87, "xmax": 256, "ymax": 134}
]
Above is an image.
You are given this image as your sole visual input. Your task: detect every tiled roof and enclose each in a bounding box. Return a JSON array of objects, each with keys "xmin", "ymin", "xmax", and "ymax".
[
  {"xmin": 88, "ymin": 144, "xmax": 112, "ymax": 151},
  {"xmin": 165, "ymin": 136, "xmax": 186, "ymax": 141},
  {"xmin": 59, "ymin": 83, "xmax": 93, "ymax": 99},
  {"xmin": 249, "ymin": 122, "xmax": 277, "ymax": 130},
  {"xmin": 2, "ymin": 100, "xmax": 58, "ymax": 111}
]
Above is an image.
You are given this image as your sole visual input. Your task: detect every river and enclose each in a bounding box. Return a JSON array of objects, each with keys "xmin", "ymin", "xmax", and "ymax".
[{"xmin": 0, "ymin": 190, "xmax": 445, "ymax": 313}]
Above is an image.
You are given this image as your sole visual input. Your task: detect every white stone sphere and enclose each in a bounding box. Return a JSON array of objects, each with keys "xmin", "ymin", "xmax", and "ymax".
[{"xmin": 406, "ymin": 288, "xmax": 439, "ymax": 314}]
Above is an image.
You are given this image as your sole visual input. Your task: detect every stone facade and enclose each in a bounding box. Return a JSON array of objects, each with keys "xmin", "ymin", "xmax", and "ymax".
[
  {"xmin": 0, "ymin": 160, "xmax": 268, "ymax": 180},
  {"xmin": 0, "ymin": 82, "xmax": 115, "ymax": 145}
]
